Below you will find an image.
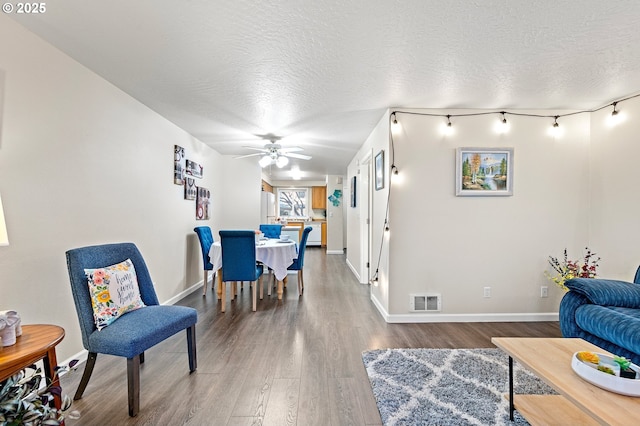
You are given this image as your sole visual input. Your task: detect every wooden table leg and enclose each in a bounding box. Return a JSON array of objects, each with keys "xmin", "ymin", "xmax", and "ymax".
[
  {"xmin": 217, "ymin": 270, "xmax": 223, "ymax": 300},
  {"xmin": 43, "ymin": 348, "xmax": 62, "ymax": 410},
  {"xmin": 277, "ymin": 279, "xmax": 283, "ymax": 300}
]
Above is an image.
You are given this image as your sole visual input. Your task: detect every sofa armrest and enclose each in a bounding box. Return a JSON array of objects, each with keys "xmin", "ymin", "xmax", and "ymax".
[
  {"xmin": 559, "ymin": 291, "xmax": 591, "ymax": 337},
  {"xmin": 565, "ymin": 278, "xmax": 640, "ymax": 308}
]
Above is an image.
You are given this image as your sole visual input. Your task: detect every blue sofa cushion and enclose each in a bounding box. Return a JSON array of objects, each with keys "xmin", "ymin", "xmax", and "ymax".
[
  {"xmin": 575, "ymin": 304, "xmax": 640, "ymax": 356},
  {"xmin": 565, "ymin": 278, "xmax": 640, "ymax": 308}
]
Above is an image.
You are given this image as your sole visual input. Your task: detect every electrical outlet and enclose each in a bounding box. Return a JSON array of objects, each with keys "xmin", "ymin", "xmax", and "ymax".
[
  {"xmin": 541, "ymin": 286, "xmax": 548, "ymax": 298},
  {"xmin": 483, "ymin": 287, "xmax": 491, "ymax": 298}
]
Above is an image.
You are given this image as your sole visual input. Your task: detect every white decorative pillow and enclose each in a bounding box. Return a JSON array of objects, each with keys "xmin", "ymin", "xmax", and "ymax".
[{"xmin": 85, "ymin": 258, "xmax": 146, "ymax": 330}]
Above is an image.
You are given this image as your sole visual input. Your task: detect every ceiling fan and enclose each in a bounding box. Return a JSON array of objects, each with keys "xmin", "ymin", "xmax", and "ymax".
[{"xmin": 234, "ymin": 134, "xmax": 312, "ymax": 168}]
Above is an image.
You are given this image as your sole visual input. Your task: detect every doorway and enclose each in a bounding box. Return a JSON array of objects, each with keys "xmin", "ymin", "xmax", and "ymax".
[{"xmin": 359, "ymin": 152, "xmax": 372, "ymax": 284}]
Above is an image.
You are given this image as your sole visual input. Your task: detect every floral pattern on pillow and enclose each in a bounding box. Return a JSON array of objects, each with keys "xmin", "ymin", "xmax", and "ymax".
[{"xmin": 85, "ymin": 258, "xmax": 146, "ymax": 330}]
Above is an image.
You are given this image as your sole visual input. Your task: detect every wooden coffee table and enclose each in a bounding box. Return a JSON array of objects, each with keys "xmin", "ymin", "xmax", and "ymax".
[{"xmin": 492, "ymin": 337, "xmax": 640, "ymax": 425}]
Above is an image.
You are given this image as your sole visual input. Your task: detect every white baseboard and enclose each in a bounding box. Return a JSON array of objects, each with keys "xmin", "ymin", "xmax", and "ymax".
[
  {"xmin": 345, "ymin": 258, "xmax": 361, "ymax": 282},
  {"xmin": 163, "ymin": 280, "xmax": 206, "ymax": 305},
  {"xmin": 326, "ymin": 249, "xmax": 344, "ymax": 255},
  {"xmin": 370, "ymin": 293, "xmax": 558, "ymax": 323}
]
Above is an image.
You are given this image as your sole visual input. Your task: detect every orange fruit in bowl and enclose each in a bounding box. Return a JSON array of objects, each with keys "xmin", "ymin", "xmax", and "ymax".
[{"xmin": 577, "ymin": 351, "xmax": 600, "ymax": 364}]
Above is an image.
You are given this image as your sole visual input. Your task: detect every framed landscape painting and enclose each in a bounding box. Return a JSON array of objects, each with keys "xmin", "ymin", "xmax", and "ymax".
[{"xmin": 455, "ymin": 147, "xmax": 513, "ymax": 196}]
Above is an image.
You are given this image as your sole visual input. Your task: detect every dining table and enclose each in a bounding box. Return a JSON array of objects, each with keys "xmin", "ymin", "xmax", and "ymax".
[{"xmin": 209, "ymin": 237, "xmax": 298, "ymax": 300}]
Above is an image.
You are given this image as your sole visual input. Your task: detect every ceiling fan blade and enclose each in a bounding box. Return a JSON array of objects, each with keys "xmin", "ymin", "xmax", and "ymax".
[
  {"xmin": 284, "ymin": 152, "xmax": 312, "ymax": 160},
  {"xmin": 242, "ymin": 146, "xmax": 269, "ymax": 152},
  {"xmin": 234, "ymin": 153, "xmax": 264, "ymax": 159},
  {"xmin": 279, "ymin": 147, "xmax": 303, "ymax": 153}
]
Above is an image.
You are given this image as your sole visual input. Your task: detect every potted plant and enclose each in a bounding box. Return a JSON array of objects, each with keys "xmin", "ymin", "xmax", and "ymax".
[
  {"xmin": 0, "ymin": 362, "xmax": 78, "ymax": 425},
  {"xmin": 545, "ymin": 247, "xmax": 600, "ymax": 291}
]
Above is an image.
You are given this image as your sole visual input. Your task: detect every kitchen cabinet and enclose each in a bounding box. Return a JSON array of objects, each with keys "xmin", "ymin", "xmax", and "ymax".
[
  {"xmin": 321, "ymin": 222, "xmax": 327, "ymax": 247},
  {"xmin": 312, "ymin": 186, "xmax": 326, "ymax": 209}
]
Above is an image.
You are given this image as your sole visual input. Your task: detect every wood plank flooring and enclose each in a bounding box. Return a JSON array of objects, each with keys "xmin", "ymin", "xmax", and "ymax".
[{"xmin": 61, "ymin": 248, "xmax": 561, "ymax": 425}]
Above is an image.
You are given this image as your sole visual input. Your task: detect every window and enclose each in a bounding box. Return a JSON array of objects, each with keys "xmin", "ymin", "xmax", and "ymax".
[{"xmin": 277, "ymin": 188, "xmax": 309, "ymax": 219}]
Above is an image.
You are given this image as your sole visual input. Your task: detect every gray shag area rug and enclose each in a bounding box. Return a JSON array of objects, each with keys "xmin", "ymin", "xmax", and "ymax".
[{"xmin": 362, "ymin": 348, "xmax": 555, "ymax": 426}]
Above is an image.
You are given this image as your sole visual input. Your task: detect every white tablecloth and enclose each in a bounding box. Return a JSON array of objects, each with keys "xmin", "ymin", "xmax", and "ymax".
[{"xmin": 209, "ymin": 239, "xmax": 298, "ymax": 281}]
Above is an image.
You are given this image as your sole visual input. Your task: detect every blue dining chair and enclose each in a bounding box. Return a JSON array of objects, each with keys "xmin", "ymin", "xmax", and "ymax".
[
  {"xmin": 65, "ymin": 242, "xmax": 197, "ymax": 417},
  {"xmin": 287, "ymin": 226, "xmax": 312, "ymax": 295},
  {"xmin": 259, "ymin": 224, "xmax": 283, "ymax": 239},
  {"xmin": 219, "ymin": 230, "xmax": 264, "ymax": 312},
  {"xmin": 193, "ymin": 226, "xmax": 215, "ymax": 296}
]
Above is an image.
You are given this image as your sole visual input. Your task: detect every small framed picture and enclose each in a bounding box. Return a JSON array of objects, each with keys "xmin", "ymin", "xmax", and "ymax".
[
  {"xmin": 350, "ymin": 176, "xmax": 357, "ymax": 207},
  {"xmin": 375, "ymin": 150, "xmax": 384, "ymax": 191},
  {"xmin": 455, "ymin": 147, "xmax": 514, "ymax": 196}
]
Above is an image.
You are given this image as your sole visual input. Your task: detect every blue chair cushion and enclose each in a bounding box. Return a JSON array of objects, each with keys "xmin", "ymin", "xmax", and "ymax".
[
  {"xmin": 194, "ymin": 227, "xmax": 214, "ymax": 270},
  {"xmin": 259, "ymin": 224, "xmax": 283, "ymax": 239},
  {"xmin": 575, "ymin": 304, "xmax": 640, "ymax": 356},
  {"xmin": 87, "ymin": 305, "xmax": 197, "ymax": 358}
]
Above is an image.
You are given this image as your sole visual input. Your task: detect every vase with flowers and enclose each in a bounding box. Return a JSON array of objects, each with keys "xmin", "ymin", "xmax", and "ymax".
[{"xmin": 546, "ymin": 247, "xmax": 600, "ymax": 291}]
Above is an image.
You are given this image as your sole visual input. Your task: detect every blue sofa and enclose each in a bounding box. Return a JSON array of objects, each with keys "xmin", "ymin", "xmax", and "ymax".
[{"xmin": 559, "ymin": 267, "xmax": 640, "ymax": 365}]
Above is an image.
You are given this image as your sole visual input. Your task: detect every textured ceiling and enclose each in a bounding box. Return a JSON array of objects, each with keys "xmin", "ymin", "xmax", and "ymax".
[{"xmin": 10, "ymin": 1, "xmax": 640, "ymax": 180}]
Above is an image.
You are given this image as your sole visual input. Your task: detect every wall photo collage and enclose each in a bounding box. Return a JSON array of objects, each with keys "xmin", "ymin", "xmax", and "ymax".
[{"xmin": 174, "ymin": 145, "xmax": 210, "ymax": 220}]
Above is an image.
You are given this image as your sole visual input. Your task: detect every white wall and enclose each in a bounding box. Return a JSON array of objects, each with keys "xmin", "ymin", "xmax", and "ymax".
[
  {"xmin": 0, "ymin": 15, "xmax": 259, "ymax": 361},
  {"xmin": 590, "ymin": 95, "xmax": 640, "ymax": 279},
  {"xmin": 350, "ymin": 108, "xmax": 595, "ymax": 321},
  {"xmin": 346, "ymin": 112, "xmax": 389, "ymax": 295},
  {"xmin": 326, "ymin": 174, "xmax": 344, "ymax": 253}
]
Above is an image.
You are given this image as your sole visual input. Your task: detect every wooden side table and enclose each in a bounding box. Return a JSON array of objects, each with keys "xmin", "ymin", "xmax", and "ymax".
[{"xmin": 0, "ymin": 324, "xmax": 65, "ymax": 409}]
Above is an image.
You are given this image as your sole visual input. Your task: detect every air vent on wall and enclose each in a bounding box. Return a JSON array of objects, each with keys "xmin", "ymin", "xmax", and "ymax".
[{"xmin": 409, "ymin": 293, "xmax": 441, "ymax": 312}]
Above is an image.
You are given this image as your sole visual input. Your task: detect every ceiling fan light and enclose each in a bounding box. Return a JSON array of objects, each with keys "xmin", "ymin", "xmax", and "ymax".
[
  {"xmin": 276, "ymin": 155, "xmax": 289, "ymax": 168},
  {"xmin": 259, "ymin": 155, "xmax": 272, "ymax": 167}
]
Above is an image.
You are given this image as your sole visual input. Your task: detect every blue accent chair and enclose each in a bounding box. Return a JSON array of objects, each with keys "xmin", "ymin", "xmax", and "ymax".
[
  {"xmin": 259, "ymin": 224, "xmax": 283, "ymax": 239},
  {"xmin": 559, "ymin": 266, "xmax": 640, "ymax": 365},
  {"xmin": 287, "ymin": 226, "xmax": 312, "ymax": 295},
  {"xmin": 65, "ymin": 242, "xmax": 197, "ymax": 417},
  {"xmin": 193, "ymin": 226, "xmax": 215, "ymax": 296},
  {"xmin": 219, "ymin": 230, "xmax": 264, "ymax": 312}
]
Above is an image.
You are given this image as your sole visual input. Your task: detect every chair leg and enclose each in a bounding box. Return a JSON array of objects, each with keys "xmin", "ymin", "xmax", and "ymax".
[
  {"xmin": 186, "ymin": 325, "xmax": 197, "ymax": 373},
  {"xmin": 252, "ymin": 278, "xmax": 258, "ymax": 311},
  {"xmin": 298, "ymin": 269, "xmax": 304, "ymax": 295},
  {"xmin": 221, "ymin": 281, "xmax": 226, "ymax": 312},
  {"xmin": 74, "ymin": 352, "xmax": 97, "ymax": 400},
  {"xmin": 212, "ymin": 271, "xmax": 216, "ymax": 290},
  {"xmin": 202, "ymin": 269, "xmax": 209, "ymax": 296},
  {"xmin": 268, "ymin": 273, "xmax": 273, "ymax": 296},
  {"xmin": 259, "ymin": 277, "xmax": 264, "ymax": 300},
  {"xmin": 127, "ymin": 355, "xmax": 141, "ymax": 417}
]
